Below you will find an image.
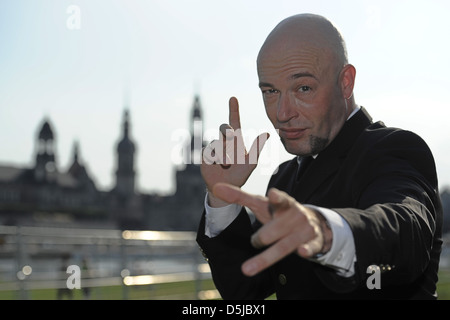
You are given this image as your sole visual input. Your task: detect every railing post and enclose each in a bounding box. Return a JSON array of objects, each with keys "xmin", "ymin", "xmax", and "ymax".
[
  {"xmin": 120, "ymin": 234, "xmax": 129, "ymax": 300},
  {"xmin": 16, "ymin": 226, "xmax": 29, "ymax": 300},
  {"xmin": 193, "ymin": 245, "xmax": 201, "ymax": 300}
]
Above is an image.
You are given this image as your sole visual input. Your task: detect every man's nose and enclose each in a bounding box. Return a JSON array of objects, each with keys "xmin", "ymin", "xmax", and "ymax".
[{"xmin": 277, "ymin": 93, "xmax": 298, "ymax": 123}]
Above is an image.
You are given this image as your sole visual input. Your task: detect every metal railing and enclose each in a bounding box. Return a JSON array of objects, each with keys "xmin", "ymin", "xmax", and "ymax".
[
  {"xmin": 0, "ymin": 225, "xmax": 215, "ymax": 300},
  {"xmin": 2, "ymin": 225, "xmax": 448, "ymax": 300}
]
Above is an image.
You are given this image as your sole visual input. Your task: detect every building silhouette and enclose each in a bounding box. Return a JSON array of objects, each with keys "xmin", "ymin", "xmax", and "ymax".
[{"xmin": 0, "ymin": 95, "xmax": 206, "ymax": 231}]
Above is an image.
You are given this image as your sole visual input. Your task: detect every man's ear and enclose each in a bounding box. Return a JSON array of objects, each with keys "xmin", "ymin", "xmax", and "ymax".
[{"xmin": 339, "ymin": 64, "xmax": 356, "ymax": 99}]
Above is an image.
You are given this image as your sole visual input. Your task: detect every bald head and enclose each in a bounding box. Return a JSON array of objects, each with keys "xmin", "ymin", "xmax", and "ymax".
[
  {"xmin": 258, "ymin": 14, "xmax": 348, "ymax": 72},
  {"xmin": 257, "ymin": 14, "xmax": 356, "ymax": 157}
]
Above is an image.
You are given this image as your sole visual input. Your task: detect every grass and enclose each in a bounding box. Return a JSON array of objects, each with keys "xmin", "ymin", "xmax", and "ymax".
[
  {"xmin": 437, "ymin": 269, "xmax": 450, "ymax": 300},
  {"xmin": 0, "ymin": 279, "xmax": 217, "ymax": 300},
  {"xmin": 1, "ymin": 270, "xmax": 450, "ymax": 300}
]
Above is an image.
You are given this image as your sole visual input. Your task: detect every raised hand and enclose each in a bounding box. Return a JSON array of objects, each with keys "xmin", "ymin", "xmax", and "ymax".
[
  {"xmin": 212, "ymin": 183, "xmax": 333, "ymax": 277},
  {"xmin": 201, "ymin": 97, "xmax": 270, "ymax": 207}
]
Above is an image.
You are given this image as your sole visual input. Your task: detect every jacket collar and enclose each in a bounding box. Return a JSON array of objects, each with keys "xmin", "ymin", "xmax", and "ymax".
[{"xmin": 292, "ymin": 107, "xmax": 373, "ymax": 202}]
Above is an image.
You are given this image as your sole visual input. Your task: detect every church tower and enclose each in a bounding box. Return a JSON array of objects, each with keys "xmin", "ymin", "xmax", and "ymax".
[
  {"xmin": 171, "ymin": 95, "xmax": 206, "ymax": 229},
  {"xmin": 68, "ymin": 141, "xmax": 96, "ymax": 190},
  {"xmin": 34, "ymin": 119, "xmax": 57, "ymax": 182},
  {"xmin": 188, "ymin": 94, "xmax": 204, "ymax": 165},
  {"xmin": 114, "ymin": 110, "xmax": 136, "ymax": 197}
]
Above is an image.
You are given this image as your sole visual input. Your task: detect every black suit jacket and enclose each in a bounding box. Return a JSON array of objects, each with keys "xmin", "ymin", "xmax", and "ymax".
[{"xmin": 196, "ymin": 107, "xmax": 443, "ymax": 299}]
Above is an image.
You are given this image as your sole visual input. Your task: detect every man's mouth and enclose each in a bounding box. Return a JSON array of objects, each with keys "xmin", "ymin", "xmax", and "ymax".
[{"xmin": 278, "ymin": 128, "xmax": 307, "ymax": 140}]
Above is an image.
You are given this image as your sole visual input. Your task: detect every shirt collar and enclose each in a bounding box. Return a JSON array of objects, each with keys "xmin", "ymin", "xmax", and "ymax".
[{"xmin": 347, "ymin": 105, "xmax": 360, "ymax": 120}]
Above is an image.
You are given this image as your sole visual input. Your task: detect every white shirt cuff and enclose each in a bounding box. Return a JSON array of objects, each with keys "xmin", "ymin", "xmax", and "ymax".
[
  {"xmin": 305, "ymin": 205, "xmax": 356, "ymax": 277},
  {"xmin": 203, "ymin": 195, "xmax": 357, "ymax": 277},
  {"xmin": 204, "ymin": 193, "xmax": 242, "ymax": 238}
]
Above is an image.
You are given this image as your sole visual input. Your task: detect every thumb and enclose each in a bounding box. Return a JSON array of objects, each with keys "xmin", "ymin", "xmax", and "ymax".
[{"xmin": 247, "ymin": 132, "xmax": 270, "ymax": 166}]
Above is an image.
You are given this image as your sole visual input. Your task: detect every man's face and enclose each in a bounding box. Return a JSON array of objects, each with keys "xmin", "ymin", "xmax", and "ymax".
[{"xmin": 257, "ymin": 43, "xmax": 348, "ymax": 157}]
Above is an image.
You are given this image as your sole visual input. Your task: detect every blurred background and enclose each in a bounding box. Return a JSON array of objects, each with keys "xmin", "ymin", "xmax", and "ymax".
[{"xmin": 0, "ymin": 0, "xmax": 449, "ymax": 299}]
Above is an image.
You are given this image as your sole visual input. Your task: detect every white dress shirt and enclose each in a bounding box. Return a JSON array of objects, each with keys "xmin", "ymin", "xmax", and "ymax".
[{"xmin": 204, "ymin": 106, "xmax": 360, "ymax": 277}]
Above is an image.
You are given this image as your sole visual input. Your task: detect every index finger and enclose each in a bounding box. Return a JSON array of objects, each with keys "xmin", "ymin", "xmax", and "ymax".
[
  {"xmin": 212, "ymin": 183, "xmax": 271, "ymax": 223},
  {"xmin": 229, "ymin": 97, "xmax": 241, "ymax": 130}
]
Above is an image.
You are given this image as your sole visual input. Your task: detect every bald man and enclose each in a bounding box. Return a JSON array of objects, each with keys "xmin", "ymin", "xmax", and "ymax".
[{"xmin": 197, "ymin": 14, "xmax": 443, "ymax": 299}]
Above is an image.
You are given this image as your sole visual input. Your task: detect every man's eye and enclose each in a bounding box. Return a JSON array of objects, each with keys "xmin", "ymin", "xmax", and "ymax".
[
  {"xmin": 262, "ymin": 89, "xmax": 279, "ymax": 96},
  {"xmin": 298, "ymin": 86, "xmax": 311, "ymax": 93}
]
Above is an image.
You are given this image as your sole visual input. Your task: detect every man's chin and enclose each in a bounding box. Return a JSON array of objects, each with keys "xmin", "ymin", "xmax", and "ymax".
[
  {"xmin": 280, "ymin": 137, "xmax": 311, "ymax": 157},
  {"xmin": 281, "ymin": 135, "xmax": 329, "ymax": 157}
]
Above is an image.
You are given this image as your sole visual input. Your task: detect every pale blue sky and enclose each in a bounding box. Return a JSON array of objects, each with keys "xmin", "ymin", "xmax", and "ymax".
[{"xmin": 1, "ymin": 0, "xmax": 449, "ymax": 196}]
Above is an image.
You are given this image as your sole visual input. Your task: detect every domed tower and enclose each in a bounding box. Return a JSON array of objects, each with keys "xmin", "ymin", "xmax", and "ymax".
[
  {"xmin": 114, "ymin": 110, "xmax": 136, "ymax": 197},
  {"xmin": 34, "ymin": 119, "xmax": 57, "ymax": 182}
]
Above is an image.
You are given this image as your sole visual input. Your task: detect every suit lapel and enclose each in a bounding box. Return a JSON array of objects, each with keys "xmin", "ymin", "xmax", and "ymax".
[
  {"xmin": 292, "ymin": 155, "xmax": 341, "ymax": 203},
  {"xmin": 291, "ymin": 107, "xmax": 373, "ymax": 203}
]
